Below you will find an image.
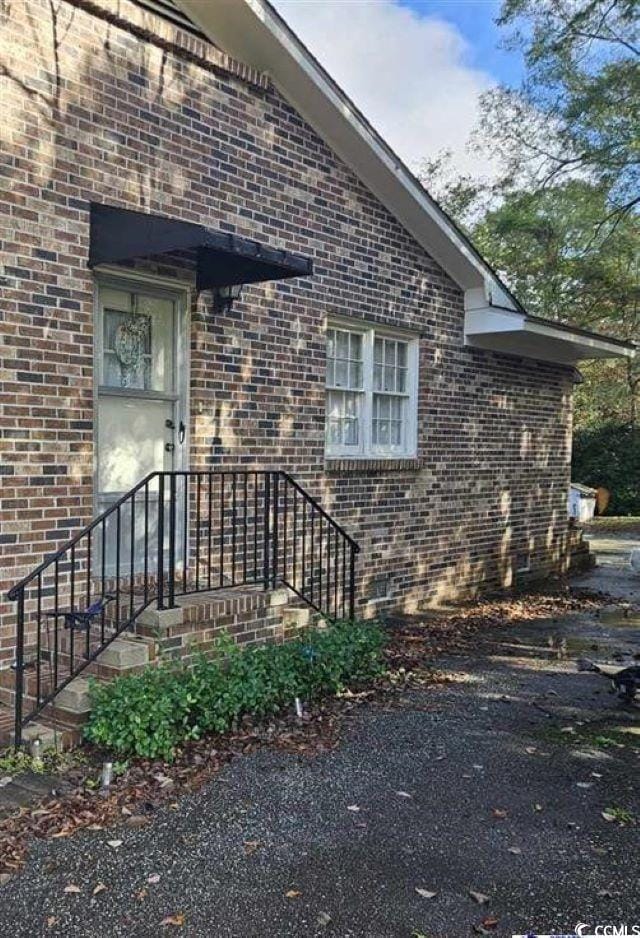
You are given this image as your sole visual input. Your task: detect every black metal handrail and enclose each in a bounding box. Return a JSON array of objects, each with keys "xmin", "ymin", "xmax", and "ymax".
[{"xmin": 6, "ymin": 470, "xmax": 359, "ymax": 747}]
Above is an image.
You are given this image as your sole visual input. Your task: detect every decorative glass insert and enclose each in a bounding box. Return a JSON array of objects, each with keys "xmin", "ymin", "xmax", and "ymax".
[
  {"xmin": 100, "ymin": 287, "xmax": 175, "ymax": 394},
  {"xmin": 104, "ymin": 308, "xmax": 152, "ymax": 390}
]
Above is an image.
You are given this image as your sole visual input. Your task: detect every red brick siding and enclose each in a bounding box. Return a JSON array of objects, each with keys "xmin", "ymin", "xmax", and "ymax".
[{"xmin": 0, "ymin": 0, "xmax": 573, "ymax": 665}]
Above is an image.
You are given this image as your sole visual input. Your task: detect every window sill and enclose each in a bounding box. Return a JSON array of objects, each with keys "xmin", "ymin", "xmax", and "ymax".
[{"xmin": 324, "ymin": 457, "xmax": 422, "ymax": 474}]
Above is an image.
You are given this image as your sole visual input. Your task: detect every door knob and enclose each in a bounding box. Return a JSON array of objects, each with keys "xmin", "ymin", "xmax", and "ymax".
[{"xmin": 165, "ymin": 442, "xmax": 175, "ymax": 452}]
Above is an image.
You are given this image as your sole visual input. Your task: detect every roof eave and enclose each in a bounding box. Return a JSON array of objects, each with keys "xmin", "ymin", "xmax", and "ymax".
[{"xmin": 466, "ymin": 307, "xmax": 636, "ymax": 364}]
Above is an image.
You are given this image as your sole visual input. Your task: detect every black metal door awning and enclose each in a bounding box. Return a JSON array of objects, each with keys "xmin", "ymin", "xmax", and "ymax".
[{"xmin": 89, "ymin": 203, "xmax": 313, "ymax": 290}]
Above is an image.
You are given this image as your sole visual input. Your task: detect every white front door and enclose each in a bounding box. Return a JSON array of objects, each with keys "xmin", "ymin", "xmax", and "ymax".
[{"xmin": 95, "ymin": 278, "xmax": 187, "ymax": 574}]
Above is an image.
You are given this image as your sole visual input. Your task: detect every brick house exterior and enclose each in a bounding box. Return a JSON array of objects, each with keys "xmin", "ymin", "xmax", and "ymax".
[{"xmin": 0, "ymin": 0, "xmax": 633, "ymax": 697}]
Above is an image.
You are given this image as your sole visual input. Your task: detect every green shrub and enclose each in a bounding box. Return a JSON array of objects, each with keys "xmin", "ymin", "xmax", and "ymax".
[
  {"xmin": 84, "ymin": 620, "xmax": 385, "ymax": 760},
  {"xmin": 572, "ymin": 424, "xmax": 640, "ymax": 515}
]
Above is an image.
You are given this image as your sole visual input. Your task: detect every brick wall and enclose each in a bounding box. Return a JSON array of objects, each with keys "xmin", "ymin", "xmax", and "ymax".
[{"xmin": 0, "ymin": 0, "xmax": 574, "ymax": 665}]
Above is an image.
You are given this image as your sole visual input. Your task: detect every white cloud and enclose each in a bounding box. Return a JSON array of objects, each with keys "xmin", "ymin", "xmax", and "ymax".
[{"xmin": 272, "ymin": 0, "xmax": 497, "ymax": 178}]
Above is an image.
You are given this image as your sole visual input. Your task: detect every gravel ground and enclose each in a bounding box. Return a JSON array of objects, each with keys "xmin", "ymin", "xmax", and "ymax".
[{"xmin": 1, "ymin": 544, "xmax": 639, "ymax": 937}]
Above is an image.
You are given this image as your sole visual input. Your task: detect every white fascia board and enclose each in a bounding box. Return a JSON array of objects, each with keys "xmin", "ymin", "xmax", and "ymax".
[
  {"xmin": 523, "ymin": 318, "xmax": 635, "ymax": 360},
  {"xmin": 177, "ymin": 0, "xmax": 519, "ymax": 311},
  {"xmin": 465, "ymin": 307, "xmax": 635, "ymax": 363}
]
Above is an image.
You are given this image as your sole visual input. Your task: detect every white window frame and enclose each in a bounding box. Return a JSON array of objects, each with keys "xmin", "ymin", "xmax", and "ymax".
[{"xmin": 325, "ymin": 318, "xmax": 419, "ymax": 459}]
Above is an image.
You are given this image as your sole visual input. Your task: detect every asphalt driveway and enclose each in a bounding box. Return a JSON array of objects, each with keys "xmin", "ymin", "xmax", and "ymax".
[{"xmin": 1, "ymin": 546, "xmax": 639, "ymax": 937}]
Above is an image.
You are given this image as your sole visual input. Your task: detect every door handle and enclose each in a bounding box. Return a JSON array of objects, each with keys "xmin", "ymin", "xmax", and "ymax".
[
  {"xmin": 165, "ymin": 442, "xmax": 175, "ymax": 452},
  {"xmin": 179, "ymin": 421, "xmax": 186, "ymax": 444}
]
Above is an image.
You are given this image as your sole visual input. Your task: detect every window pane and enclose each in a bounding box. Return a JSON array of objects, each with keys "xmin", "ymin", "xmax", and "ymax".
[
  {"xmin": 335, "ymin": 359, "xmax": 348, "ymax": 388},
  {"xmin": 397, "ymin": 368, "xmax": 407, "ymax": 393},
  {"xmin": 326, "ymin": 360, "xmax": 335, "ymax": 387},
  {"xmin": 344, "ymin": 393, "xmax": 358, "ymax": 417},
  {"xmin": 384, "ymin": 340, "xmax": 396, "ymax": 366},
  {"xmin": 373, "ymin": 364, "xmax": 383, "ymax": 391},
  {"xmin": 326, "ymin": 390, "xmax": 360, "ymax": 449},
  {"xmin": 350, "ymin": 332, "xmax": 363, "ymax": 362},
  {"xmin": 374, "ymin": 337, "xmax": 383, "ymax": 364},
  {"xmin": 397, "ymin": 342, "xmax": 407, "ymax": 368},
  {"xmin": 373, "ymin": 394, "xmax": 405, "ymax": 449},
  {"xmin": 384, "ymin": 365, "xmax": 395, "ymax": 392},
  {"xmin": 349, "ymin": 361, "xmax": 362, "ymax": 389},
  {"xmin": 103, "ymin": 308, "xmax": 152, "ymax": 390},
  {"xmin": 344, "ymin": 418, "xmax": 358, "ymax": 445},
  {"xmin": 327, "ymin": 419, "xmax": 341, "ymax": 445},
  {"xmin": 336, "ymin": 330, "xmax": 349, "ymax": 360},
  {"xmin": 326, "ymin": 330, "xmax": 335, "ymax": 361}
]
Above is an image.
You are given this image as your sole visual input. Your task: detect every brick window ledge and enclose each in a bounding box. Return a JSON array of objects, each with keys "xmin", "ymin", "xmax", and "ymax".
[{"xmin": 324, "ymin": 457, "xmax": 422, "ymax": 474}]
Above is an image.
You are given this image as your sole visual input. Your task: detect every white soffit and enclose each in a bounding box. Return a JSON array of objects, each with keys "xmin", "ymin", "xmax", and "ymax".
[{"xmin": 465, "ymin": 308, "xmax": 635, "ymax": 364}]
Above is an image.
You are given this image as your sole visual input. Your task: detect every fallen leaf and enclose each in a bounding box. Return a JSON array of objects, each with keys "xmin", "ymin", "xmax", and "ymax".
[
  {"xmin": 415, "ymin": 888, "xmax": 438, "ymax": 899},
  {"xmin": 577, "ymin": 782, "xmax": 593, "ymax": 789},
  {"xmin": 591, "ymin": 772, "xmax": 603, "ymax": 779},
  {"xmin": 148, "ymin": 873, "xmax": 161, "ymax": 884},
  {"xmin": 154, "ymin": 774, "xmax": 174, "ymax": 789},
  {"xmin": 285, "ymin": 890, "xmax": 302, "ymax": 899},
  {"xmin": 469, "ymin": 890, "xmax": 490, "ymax": 905},
  {"xmin": 160, "ymin": 913, "xmax": 185, "ymax": 927},
  {"xmin": 597, "ymin": 889, "xmax": 615, "ymax": 899},
  {"xmin": 126, "ymin": 815, "xmax": 150, "ymax": 829},
  {"xmin": 492, "ymin": 808, "xmax": 508, "ymax": 819},
  {"xmin": 481, "ymin": 916, "xmax": 499, "ymax": 929},
  {"xmin": 601, "ymin": 811, "xmax": 616, "ymax": 822},
  {"xmin": 560, "ymin": 726, "xmax": 576, "ymax": 734},
  {"xmin": 107, "ymin": 840, "xmax": 123, "ymax": 849},
  {"xmin": 534, "ymin": 803, "xmax": 543, "ymax": 812},
  {"xmin": 346, "ymin": 804, "xmax": 360, "ymax": 812},
  {"xmin": 243, "ymin": 840, "xmax": 261, "ymax": 855},
  {"xmin": 64, "ymin": 884, "xmax": 81, "ymax": 894},
  {"xmin": 317, "ymin": 912, "xmax": 332, "ymax": 926},
  {"xmin": 92, "ymin": 883, "xmax": 107, "ymax": 896},
  {"xmin": 507, "ymin": 846, "xmax": 522, "ymax": 855},
  {"xmin": 46, "ymin": 917, "xmax": 58, "ymax": 928},
  {"xmin": 525, "ymin": 746, "xmax": 537, "ymax": 755},
  {"xmin": 136, "ymin": 887, "xmax": 148, "ymax": 901},
  {"xmin": 395, "ymin": 791, "xmax": 412, "ymax": 798}
]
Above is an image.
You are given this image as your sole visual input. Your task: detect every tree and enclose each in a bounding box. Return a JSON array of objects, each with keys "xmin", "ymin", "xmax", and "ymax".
[
  {"xmin": 420, "ymin": 0, "xmax": 640, "ymax": 428},
  {"xmin": 482, "ymin": 0, "xmax": 639, "ymax": 231}
]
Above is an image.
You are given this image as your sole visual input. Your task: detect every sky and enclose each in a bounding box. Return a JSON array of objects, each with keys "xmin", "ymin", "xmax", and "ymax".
[{"xmin": 272, "ymin": 0, "xmax": 523, "ymax": 178}]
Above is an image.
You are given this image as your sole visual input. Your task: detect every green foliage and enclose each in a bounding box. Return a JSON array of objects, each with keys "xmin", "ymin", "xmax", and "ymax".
[
  {"xmin": 84, "ymin": 621, "xmax": 385, "ymax": 760},
  {"xmin": 485, "ymin": 0, "xmax": 638, "ymax": 215},
  {"xmin": 420, "ymin": 1, "xmax": 640, "ymax": 429},
  {"xmin": 572, "ymin": 424, "xmax": 640, "ymax": 514}
]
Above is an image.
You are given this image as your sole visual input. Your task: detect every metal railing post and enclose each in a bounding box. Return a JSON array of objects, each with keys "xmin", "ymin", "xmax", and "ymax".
[
  {"xmin": 168, "ymin": 473, "xmax": 177, "ymax": 608},
  {"xmin": 263, "ymin": 472, "xmax": 271, "ymax": 591},
  {"xmin": 13, "ymin": 588, "xmax": 25, "ymax": 749},
  {"xmin": 348, "ymin": 546, "xmax": 356, "ymax": 621},
  {"xmin": 157, "ymin": 474, "xmax": 165, "ymax": 610},
  {"xmin": 272, "ymin": 472, "xmax": 279, "ymax": 589}
]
